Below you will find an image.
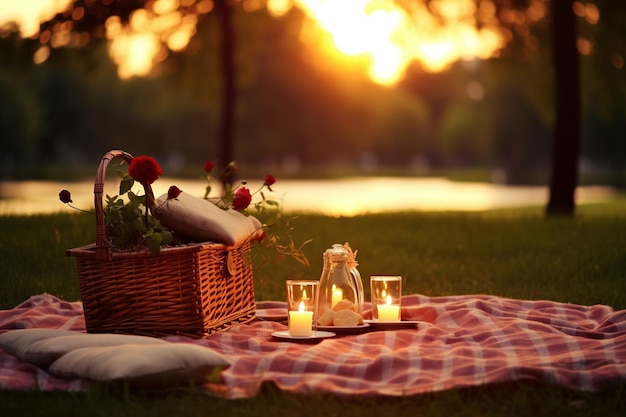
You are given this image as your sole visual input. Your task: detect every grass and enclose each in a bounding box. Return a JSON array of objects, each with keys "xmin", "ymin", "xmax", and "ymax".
[
  {"xmin": 1, "ymin": 196, "xmax": 626, "ymax": 416},
  {"xmin": 1, "ymin": 382, "xmax": 624, "ymax": 417}
]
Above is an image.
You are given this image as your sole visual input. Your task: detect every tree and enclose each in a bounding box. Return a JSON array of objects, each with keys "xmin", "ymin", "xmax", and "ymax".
[
  {"xmin": 546, "ymin": 0, "xmax": 580, "ymax": 216},
  {"xmin": 36, "ymin": 0, "xmax": 238, "ymax": 183},
  {"xmin": 7, "ymin": 0, "xmax": 620, "ymax": 208},
  {"xmin": 215, "ymin": 0, "xmax": 236, "ymax": 185},
  {"xmin": 396, "ymin": 0, "xmax": 582, "ymax": 215}
]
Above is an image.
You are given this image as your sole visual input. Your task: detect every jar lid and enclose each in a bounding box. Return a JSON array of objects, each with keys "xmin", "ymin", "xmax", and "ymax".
[{"xmin": 326, "ymin": 243, "xmax": 355, "ymax": 263}]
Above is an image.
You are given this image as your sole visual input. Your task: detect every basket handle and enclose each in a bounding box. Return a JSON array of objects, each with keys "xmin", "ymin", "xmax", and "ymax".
[{"xmin": 94, "ymin": 150, "xmax": 155, "ymax": 261}]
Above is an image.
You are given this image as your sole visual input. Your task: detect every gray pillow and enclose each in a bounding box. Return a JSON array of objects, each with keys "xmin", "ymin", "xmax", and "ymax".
[
  {"xmin": 0, "ymin": 329, "xmax": 167, "ymax": 368},
  {"xmin": 0, "ymin": 329, "xmax": 77, "ymax": 365},
  {"xmin": 48, "ymin": 343, "xmax": 230, "ymax": 389}
]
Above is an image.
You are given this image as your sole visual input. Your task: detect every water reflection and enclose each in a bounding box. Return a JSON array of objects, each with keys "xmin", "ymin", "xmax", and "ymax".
[{"xmin": 0, "ymin": 177, "xmax": 615, "ymax": 217}]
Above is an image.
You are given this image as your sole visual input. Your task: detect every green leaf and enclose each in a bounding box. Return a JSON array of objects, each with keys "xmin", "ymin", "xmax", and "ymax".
[
  {"xmin": 127, "ymin": 192, "xmax": 144, "ymax": 211},
  {"xmin": 160, "ymin": 230, "xmax": 173, "ymax": 246},
  {"xmin": 104, "ymin": 194, "xmax": 118, "ymax": 206},
  {"xmin": 120, "ymin": 177, "xmax": 134, "ymax": 195},
  {"xmin": 146, "ymin": 233, "xmax": 162, "ymax": 255}
]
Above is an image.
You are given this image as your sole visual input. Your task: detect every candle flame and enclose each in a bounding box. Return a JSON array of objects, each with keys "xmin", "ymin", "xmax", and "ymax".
[
  {"xmin": 299, "ymin": 301, "xmax": 306, "ymax": 312},
  {"xmin": 386, "ymin": 295, "xmax": 393, "ymax": 305}
]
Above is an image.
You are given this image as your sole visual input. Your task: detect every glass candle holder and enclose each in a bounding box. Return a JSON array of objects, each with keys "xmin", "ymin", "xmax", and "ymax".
[
  {"xmin": 286, "ymin": 280, "xmax": 318, "ymax": 336},
  {"xmin": 370, "ymin": 276, "xmax": 402, "ymax": 321}
]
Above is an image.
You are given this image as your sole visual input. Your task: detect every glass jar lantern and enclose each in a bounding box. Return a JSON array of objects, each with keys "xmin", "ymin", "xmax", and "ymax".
[{"xmin": 317, "ymin": 243, "xmax": 363, "ymax": 316}]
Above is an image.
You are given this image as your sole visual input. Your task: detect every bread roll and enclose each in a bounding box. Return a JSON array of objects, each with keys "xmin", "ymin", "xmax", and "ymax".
[
  {"xmin": 317, "ymin": 310, "xmax": 335, "ymax": 326},
  {"xmin": 332, "ymin": 299, "xmax": 357, "ymax": 312},
  {"xmin": 333, "ymin": 309, "xmax": 360, "ymax": 326}
]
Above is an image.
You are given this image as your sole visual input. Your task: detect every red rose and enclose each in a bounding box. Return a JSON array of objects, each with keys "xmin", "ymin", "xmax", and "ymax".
[
  {"xmin": 128, "ymin": 156, "xmax": 163, "ymax": 185},
  {"xmin": 232, "ymin": 187, "xmax": 252, "ymax": 211},
  {"xmin": 203, "ymin": 160, "xmax": 215, "ymax": 173},
  {"xmin": 59, "ymin": 189, "xmax": 73, "ymax": 204},
  {"xmin": 167, "ymin": 185, "xmax": 182, "ymax": 199},
  {"xmin": 264, "ymin": 174, "xmax": 276, "ymax": 187}
]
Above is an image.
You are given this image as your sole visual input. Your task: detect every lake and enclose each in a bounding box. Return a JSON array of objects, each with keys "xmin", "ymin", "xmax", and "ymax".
[{"xmin": 0, "ymin": 177, "xmax": 615, "ymax": 217}]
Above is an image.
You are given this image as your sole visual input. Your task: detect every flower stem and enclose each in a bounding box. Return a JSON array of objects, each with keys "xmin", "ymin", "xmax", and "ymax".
[{"xmin": 66, "ymin": 204, "xmax": 94, "ymax": 214}]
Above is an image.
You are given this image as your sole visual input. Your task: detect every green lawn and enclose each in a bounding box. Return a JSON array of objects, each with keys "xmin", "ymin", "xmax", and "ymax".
[{"xmin": 1, "ymin": 196, "xmax": 625, "ymax": 416}]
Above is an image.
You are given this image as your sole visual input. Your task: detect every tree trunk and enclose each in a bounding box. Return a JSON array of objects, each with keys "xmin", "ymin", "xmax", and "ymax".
[
  {"xmin": 546, "ymin": 0, "xmax": 581, "ymax": 216},
  {"xmin": 216, "ymin": 0, "xmax": 236, "ymax": 186}
]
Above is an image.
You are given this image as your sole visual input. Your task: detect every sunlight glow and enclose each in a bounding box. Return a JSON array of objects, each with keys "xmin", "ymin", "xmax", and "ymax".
[
  {"xmin": 267, "ymin": 0, "xmax": 293, "ymax": 17},
  {"xmin": 108, "ymin": 30, "xmax": 161, "ymax": 79},
  {"xmin": 104, "ymin": 1, "xmax": 202, "ymax": 78},
  {"xmin": 0, "ymin": 0, "xmax": 204, "ymax": 76},
  {"xmin": 269, "ymin": 0, "xmax": 548, "ymax": 85},
  {"xmin": 2, "ymin": 0, "xmax": 591, "ymax": 85},
  {"xmin": 0, "ymin": 0, "xmax": 72, "ymax": 37},
  {"xmin": 33, "ymin": 45, "xmax": 50, "ymax": 64}
]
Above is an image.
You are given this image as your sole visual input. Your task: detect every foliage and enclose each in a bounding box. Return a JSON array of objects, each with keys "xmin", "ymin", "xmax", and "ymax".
[
  {"xmin": 0, "ymin": 1, "xmax": 625, "ymax": 184},
  {"xmin": 201, "ymin": 162, "xmax": 310, "ymax": 266},
  {"xmin": 59, "ymin": 157, "xmax": 173, "ymax": 255},
  {"xmin": 60, "ymin": 155, "xmax": 309, "ymax": 261},
  {"xmin": 0, "ymin": 70, "xmax": 41, "ymax": 166},
  {"xmin": 103, "ymin": 172, "xmax": 172, "ymax": 255}
]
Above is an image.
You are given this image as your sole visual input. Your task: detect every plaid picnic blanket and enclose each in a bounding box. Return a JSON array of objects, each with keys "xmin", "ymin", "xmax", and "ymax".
[{"xmin": 1, "ymin": 293, "xmax": 625, "ymax": 397}]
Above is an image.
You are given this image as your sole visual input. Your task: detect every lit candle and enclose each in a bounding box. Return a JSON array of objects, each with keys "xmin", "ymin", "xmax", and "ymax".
[
  {"xmin": 377, "ymin": 295, "xmax": 400, "ymax": 321},
  {"xmin": 289, "ymin": 301, "xmax": 313, "ymax": 337},
  {"xmin": 331, "ymin": 284, "xmax": 343, "ymax": 308}
]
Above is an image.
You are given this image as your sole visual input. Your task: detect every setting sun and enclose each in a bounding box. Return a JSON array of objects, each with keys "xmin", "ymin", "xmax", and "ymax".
[
  {"xmin": 2, "ymin": 0, "xmax": 556, "ymax": 83},
  {"xmin": 300, "ymin": 1, "xmax": 409, "ymax": 84},
  {"xmin": 269, "ymin": 0, "xmax": 547, "ymax": 85}
]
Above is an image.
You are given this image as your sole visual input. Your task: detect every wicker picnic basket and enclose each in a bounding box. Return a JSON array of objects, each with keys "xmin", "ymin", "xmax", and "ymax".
[{"xmin": 67, "ymin": 150, "xmax": 256, "ymax": 338}]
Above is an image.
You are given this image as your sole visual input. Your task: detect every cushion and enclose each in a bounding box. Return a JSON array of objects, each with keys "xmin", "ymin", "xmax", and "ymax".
[
  {"xmin": 27, "ymin": 333, "xmax": 168, "ymax": 368},
  {"xmin": 0, "ymin": 329, "xmax": 77, "ymax": 364},
  {"xmin": 153, "ymin": 191, "xmax": 262, "ymax": 246},
  {"xmin": 48, "ymin": 343, "xmax": 230, "ymax": 389},
  {"xmin": 0, "ymin": 329, "xmax": 167, "ymax": 368}
]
